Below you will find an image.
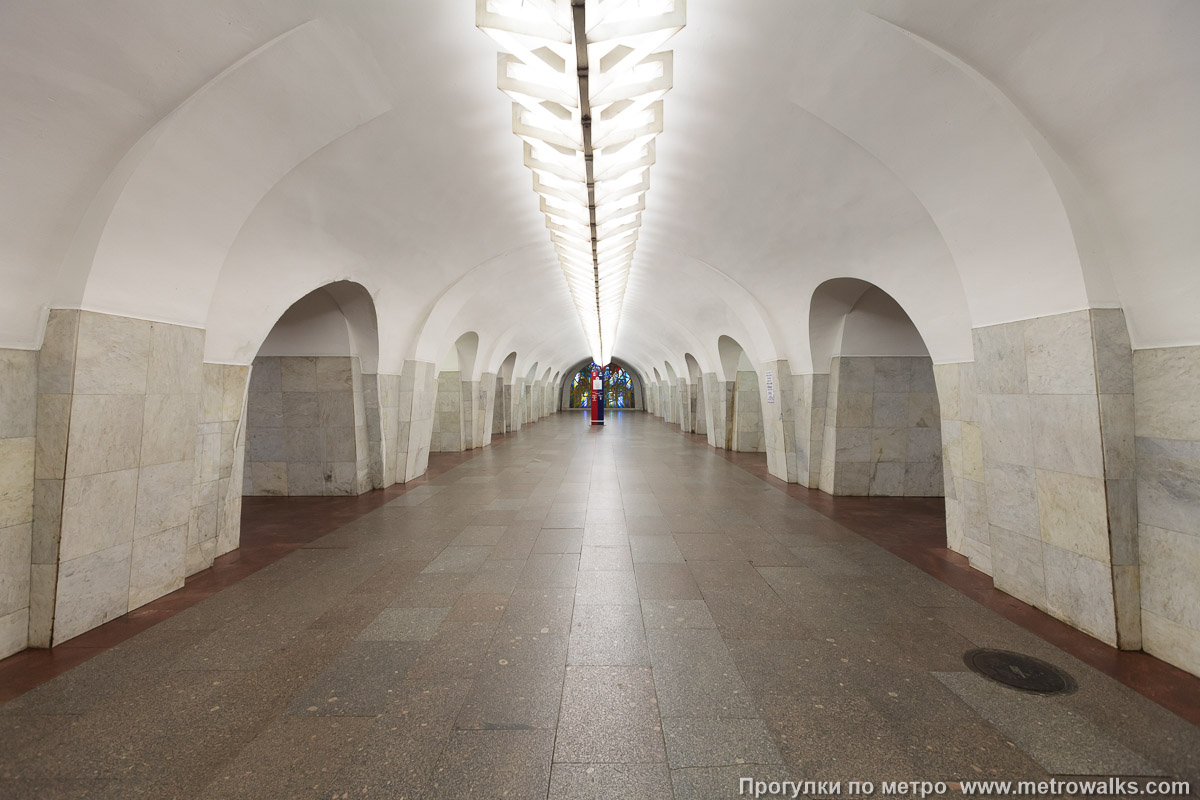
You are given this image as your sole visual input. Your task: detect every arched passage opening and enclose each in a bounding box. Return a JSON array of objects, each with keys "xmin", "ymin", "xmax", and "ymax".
[
  {"xmin": 432, "ymin": 332, "xmax": 480, "ymax": 453},
  {"xmin": 563, "ymin": 359, "xmax": 639, "ymax": 411},
  {"xmin": 522, "ymin": 361, "xmax": 539, "ymax": 425},
  {"xmin": 684, "ymin": 353, "xmax": 706, "ymax": 436},
  {"xmin": 715, "ymin": 336, "xmax": 765, "ymax": 452},
  {"xmin": 493, "ymin": 351, "xmax": 517, "ymax": 436},
  {"xmin": 808, "ymin": 279, "xmax": 943, "ymax": 499},
  {"xmin": 663, "ymin": 362, "xmax": 680, "ymax": 426},
  {"xmin": 243, "ymin": 281, "xmax": 378, "ymax": 497}
]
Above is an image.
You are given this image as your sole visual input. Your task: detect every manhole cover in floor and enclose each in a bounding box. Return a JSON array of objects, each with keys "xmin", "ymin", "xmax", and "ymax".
[{"xmin": 963, "ymin": 649, "xmax": 1076, "ymax": 695}]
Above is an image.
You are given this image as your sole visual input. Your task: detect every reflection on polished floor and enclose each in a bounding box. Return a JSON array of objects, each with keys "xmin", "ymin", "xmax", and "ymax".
[{"xmin": 1, "ymin": 412, "xmax": 1196, "ymax": 799}]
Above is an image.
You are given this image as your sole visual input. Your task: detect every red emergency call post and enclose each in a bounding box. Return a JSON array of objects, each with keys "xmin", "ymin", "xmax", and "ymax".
[{"xmin": 589, "ymin": 367, "xmax": 604, "ymax": 425}]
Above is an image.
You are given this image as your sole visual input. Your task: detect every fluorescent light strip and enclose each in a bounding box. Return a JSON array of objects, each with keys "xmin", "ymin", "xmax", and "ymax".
[{"xmin": 478, "ymin": 0, "xmax": 684, "ymax": 365}]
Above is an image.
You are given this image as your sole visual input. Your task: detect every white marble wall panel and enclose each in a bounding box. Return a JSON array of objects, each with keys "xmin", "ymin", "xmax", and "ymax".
[
  {"xmin": 701, "ymin": 374, "xmax": 731, "ymax": 449},
  {"xmin": 677, "ymin": 380, "xmax": 691, "ymax": 433},
  {"xmin": 759, "ymin": 360, "xmax": 797, "ymax": 481},
  {"xmin": 731, "ymin": 371, "xmax": 765, "ymax": 453},
  {"xmin": 52, "ymin": 541, "xmax": 132, "ymax": 643},
  {"xmin": 26, "ymin": 312, "xmax": 207, "ymax": 645},
  {"xmin": 507, "ymin": 380, "xmax": 521, "ymax": 434},
  {"xmin": 690, "ymin": 381, "xmax": 707, "ymax": 436},
  {"xmin": 400, "ymin": 360, "xmax": 436, "ymax": 480},
  {"xmin": 243, "ymin": 356, "xmax": 363, "ymax": 496},
  {"xmin": 479, "ymin": 372, "xmax": 497, "ymax": 447},
  {"xmin": 362, "ymin": 373, "xmax": 383, "ymax": 487},
  {"xmin": 431, "ymin": 370, "xmax": 465, "ymax": 452},
  {"xmin": 194, "ymin": 363, "xmax": 248, "ymax": 575},
  {"xmin": 970, "ymin": 309, "xmax": 1138, "ymax": 649},
  {"xmin": 819, "ymin": 356, "xmax": 943, "ymax": 498},
  {"xmin": 492, "ymin": 376, "xmax": 506, "ymax": 436},
  {"xmin": 789, "ymin": 373, "xmax": 827, "ymax": 489},
  {"xmin": 28, "ymin": 310, "xmax": 79, "ymax": 647},
  {"xmin": 0, "ymin": 348, "xmax": 37, "ymax": 658},
  {"xmin": 1134, "ymin": 343, "xmax": 1200, "ymax": 676},
  {"xmin": 369, "ymin": 373, "xmax": 402, "ymax": 489},
  {"xmin": 934, "ymin": 361, "xmax": 991, "ymax": 573},
  {"xmin": 460, "ymin": 378, "xmax": 479, "ymax": 449}
]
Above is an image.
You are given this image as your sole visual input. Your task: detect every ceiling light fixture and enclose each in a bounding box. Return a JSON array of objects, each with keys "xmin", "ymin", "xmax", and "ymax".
[{"xmin": 477, "ymin": 0, "xmax": 684, "ymax": 366}]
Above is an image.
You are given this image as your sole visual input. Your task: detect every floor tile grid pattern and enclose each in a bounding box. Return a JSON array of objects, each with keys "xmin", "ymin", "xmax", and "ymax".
[{"xmin": 0, "ymin": 412, "xmax": 1196, "ymax": 799}]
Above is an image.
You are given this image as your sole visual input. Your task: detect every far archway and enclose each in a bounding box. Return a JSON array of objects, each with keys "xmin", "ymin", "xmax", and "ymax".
[
  {"xmin": 243, "ymin": 281, "xmax": 377, "ymax": 497},
  {"xmin": 432, "ymin": 332, "xmax": 481, "ymax": 453},
  {"xmin": 714, "ymin": 336, "xmax": 765, "ymax": 452},
  {"xmin": 493, "ymin": 351, "xmax": 517, "ymax": 436},
  {"xmin": 808, "ymin": 279, "xmax": 943, "ymax": 498},
  {"xmin": 566, "ymin": 360, "xmax": 637, "ymax": 410},
  {"xmin": 684, "ymin": 353, "xmax": 707, "ymax": 436}
]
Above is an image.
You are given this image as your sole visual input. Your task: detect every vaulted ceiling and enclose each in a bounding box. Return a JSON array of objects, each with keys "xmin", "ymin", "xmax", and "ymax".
[{"xmin": 2, "ymin": 1, "xmax": 1196, "ymax": 383}]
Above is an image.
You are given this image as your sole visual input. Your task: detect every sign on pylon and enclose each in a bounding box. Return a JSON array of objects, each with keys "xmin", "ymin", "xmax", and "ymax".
[{"xmin": 590, "ymin": 367, "xmax": 604, "ymax": 425}]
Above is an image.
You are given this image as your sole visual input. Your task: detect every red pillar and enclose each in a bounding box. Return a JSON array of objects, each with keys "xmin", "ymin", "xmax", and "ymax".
[{"xmin": 590, "ymin": 367, "xmax": 604, "ymax": 425}]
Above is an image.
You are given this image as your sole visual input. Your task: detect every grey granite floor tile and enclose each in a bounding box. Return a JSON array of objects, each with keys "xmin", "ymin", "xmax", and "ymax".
[
  {"xmin": 635, "ymin": 563, "xmax": 704, "ymax": 600},
  {"xmin": 202, "ymin": 716, "xmax": 374, "ymax": 800},
  {"xmin": 436, "ymin": 593, "xmax": 509, "ymax": 637},
  {"xmin": 548, "ymin": 763, "xmax": 674, "ymax": 800},
  {"xmin": 454, "ymin": 633, "xmax": 567, "ymax": 730},
  {"xmin": 324, "ymin": 679, "xmax": 472, "ymax": 798},
  {"xmin": 544, "ymin": 510, "xmax": 587, "ymax": 529},
  {"xmin": 389, "ymin": 573, "xmax": 473, "ymax": 607},
  {"xmin": 422, "ymin": 546, "xmax": 493, "ymax": 574},
  {"xmin": 533, "ymin": 528, "xmax": 585, "ymax": 553},
  {"xmin": 519, "ymin": 552, "xmax": 581, "ymax": 587},
  {"xmin": 449, "ymin": 525, "xmax": 508, "ymax": 546},
  {"xmin": 463, "ymin": 558, "xmax": 524, "ymax": 594},
  {"xmin": 579, "ymin": 543, "xmax": 634, "ymax": 571},
  {"xmin": 630, "ymin": 535, "xmax": 685, "ymax": 564},
  {"xmin": 626, "ymin": 516, "xmax": 674, "ymax": 536},
  {"xmin": 405, "ymin": 630, "xmax": 494, "ymax": 680},
  {"xmin": 355, "ymin": 607, "xmax": 451, "ymax": 642},
  {"xmin": 646, "ymin": 629, "xmax": 758, "ymax": 719},
  {"xmin": 641, "ymin": 599, "xmax": 717, "ymax": 631},
  {"xmin": 289, "ymin": 641, "xmax": 421, "ymax": 717},
  {"xmin": 500, "ymin": 589, "xmax": 576, "ymax": 636},
  {"xmin": 490, "ymin": 528, "xmax": 539, "ymax": 559},
  {"xmin": 429, "ymin": 729, "xmax": 554, "ymax": 799},
  {"xmin": 669, "ymin": 765, "xmax": 792, "ymax": 800},
  {"xmin": 554, "ymin": 665, "xmax": 665, "ymax": 763},
  {"xmin": 934, "ymin": 672, "xmax": 1165, "ymax": 777},
  {"xmin": 662, "ymin": 716, "xmax": 783, "ymax": 768},
  {"xmin": 674, "ymin": 533, "xmax": 745, "ymax": 561},
  {"xmin": 568, "ymin": 604, "xmax": 650, "ymax": 666},
  {"xmin": 583, "ymin": 523, "xmax": 630, "ymax": 545},
  {"xmin": 663, "ymin": 511, "xmax": 718, "ymax": 533},
  {"xmin": 575, "ymin": 569, "xmax": 640, "ymax": 605}
]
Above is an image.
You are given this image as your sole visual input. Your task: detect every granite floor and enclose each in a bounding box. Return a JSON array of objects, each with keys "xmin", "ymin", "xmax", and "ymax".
[{"xmin": 0, "ymin": 411, "xmax": 1197, "ymax": 799}]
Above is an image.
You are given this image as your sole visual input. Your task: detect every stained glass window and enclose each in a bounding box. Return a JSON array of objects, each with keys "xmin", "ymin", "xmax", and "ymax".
[{"xmin": 569, "ymin": 363, "xmax": 635, "ymax": 409}]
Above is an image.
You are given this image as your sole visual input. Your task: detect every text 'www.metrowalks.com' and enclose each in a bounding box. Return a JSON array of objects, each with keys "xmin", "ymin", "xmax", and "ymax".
[{"xmin": 738, "ymin": 777, "xmax": 1193, "ymax": 799}]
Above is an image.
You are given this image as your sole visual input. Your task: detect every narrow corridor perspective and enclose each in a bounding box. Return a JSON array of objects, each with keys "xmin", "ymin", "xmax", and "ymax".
[{"xmin": 1, "ymin": 412, "xmax": 1196, "ymax": 798}]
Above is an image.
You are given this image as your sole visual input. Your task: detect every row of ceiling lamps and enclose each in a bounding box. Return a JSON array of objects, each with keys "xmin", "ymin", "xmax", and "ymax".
[{"xmin": 477, "ymin": 0, "xmax": 685, "ymax": 365}]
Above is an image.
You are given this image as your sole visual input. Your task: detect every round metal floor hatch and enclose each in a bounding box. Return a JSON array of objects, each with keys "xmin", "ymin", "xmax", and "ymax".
[{"xmin": 963, "ymin": 649, "xmax": 1076, "ymax": 695}]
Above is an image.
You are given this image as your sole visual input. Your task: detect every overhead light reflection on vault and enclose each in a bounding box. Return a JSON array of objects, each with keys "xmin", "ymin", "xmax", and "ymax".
[{"xmin": 476, "ymin": 0, "xmax": 685, "ymax": 365}]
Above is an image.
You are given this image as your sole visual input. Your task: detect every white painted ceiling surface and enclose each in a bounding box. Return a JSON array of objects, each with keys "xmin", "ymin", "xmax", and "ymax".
[{"xmin": 1, "ymin": 1, "xmax": 1196, "ymax": 382}]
